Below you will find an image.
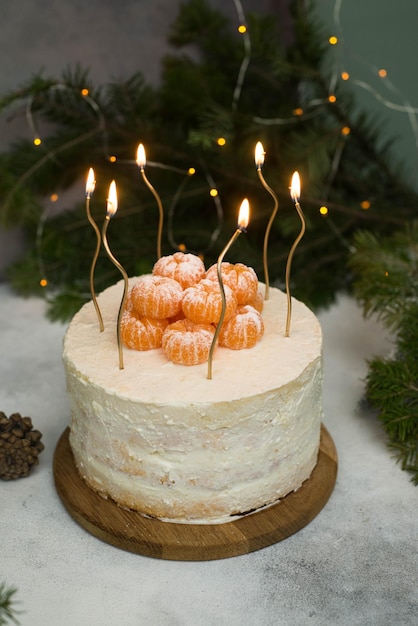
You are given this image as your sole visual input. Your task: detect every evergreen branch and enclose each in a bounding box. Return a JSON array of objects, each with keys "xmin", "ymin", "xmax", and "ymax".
[{"xmin": 0, "ymin": 583, "xmax": 20, "ymax": 626}]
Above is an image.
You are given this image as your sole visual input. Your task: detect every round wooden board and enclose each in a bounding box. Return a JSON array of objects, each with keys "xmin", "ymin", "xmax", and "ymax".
[{"xmin": 53, "ymin": 425, "xmax": 337, "ymax": 561}]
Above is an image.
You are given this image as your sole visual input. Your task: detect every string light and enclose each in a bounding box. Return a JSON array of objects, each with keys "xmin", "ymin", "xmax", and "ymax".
[
  {"xmin": 188, "ymin": 167, "xmax": 196, "ymax": 175},
  {"xmin": 361, "ymin": 200, "xmax": 371, "ymax": 210},
  {"xmin": 238, "ymin": 24, "xmax": 247, "ymax": 34},
  {"xmin": 293, "ymin": 108, "xmax": 304, "ymax": 116},
  {"xmin": 217, "ymin": 137, "xmax": 226, "ymax": 146},
  {"xmin": 328, "ymin": 95, "xmax": 337, "ymax": 103},
  {"xmin": 39, "ymin": 278, "xmax": 48, "ymax": 287},
  {"xmin": 210, "ymin": 188, "xmax": 218, "ymax": 197},
  {"xmin": 378, "ymin": 69, "xmax": 387, "ymax": 78},
  {"xmin": 33, "ymin": 137, "xmax": 42, "ymax": 146},
  {"xmin": 329, "ymin": 36, "xmax": 338, "ymax": 45},
  {"xmin": 109, "ymin": 155, "xmax": 117, "ymax": 162},
  {"xmin": 50, "ymin": 193, "xmax": 59, "ymax": 202},
  {"xmin": 81, "ymin": 88, "xmax": 89, "ymax": 96},
  {"xmin": 341, "ymin": 71, "xmax": 350, "ymax": 80},
  {"xmin": 320, "ymin": 206, "xmax": 329, "ymax": 215},
  {"xmin": 341, "ymin": 126, "xmax": 351, "ymax": 135}
]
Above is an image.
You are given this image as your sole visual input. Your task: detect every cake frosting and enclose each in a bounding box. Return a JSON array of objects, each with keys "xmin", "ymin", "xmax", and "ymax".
[{"xmin": 63, "ymin": 278, "xmax": 323, "ymax": 524}]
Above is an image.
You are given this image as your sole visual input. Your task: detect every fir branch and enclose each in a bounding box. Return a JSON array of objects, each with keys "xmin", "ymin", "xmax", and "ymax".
[
  {"xmin": 351, "ymin": 226, "xmax": 418, "ymax": 483},
  {"xmin": 0, "ymin": 583, "xmax": 20, "ymax": 626}
]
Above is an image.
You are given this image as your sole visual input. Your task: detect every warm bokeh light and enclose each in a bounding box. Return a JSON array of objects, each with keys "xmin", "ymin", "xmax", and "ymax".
[
  {"xmin": 341, "ymin": 126, "xmax": 351, "ymax": 136},
  {"xmin": 217, "ymin": 137, "xmax": 226, "ymax": 146},
  {"xmin": 293, "ymin": 107, "xmax": 304, "ymax": 116},
  {"xmin": 238, "ymin": 24, "xmax": 247, "ymax": 34},
  {"xmin": 210, "ymin": 188, "xmax": 218, "ymax": 197},
  {"xmin": 328, "ymin": 95, "xmax": 337, "ymax": 103},
  {"xmin": 188, "ymin": 167, "xmax": 196, "ymax": 175},
  {"xmin": 109, "ymin": 155, "xmax": 117, "ymax": 163},
  {"xmin": 178, "ymin": 243, "xmax": 186, "ymax": 251},
  {"xmin": 81, "ymin": 88, "xmax": 89, "ymax": 96},
  {"xmin": 341, "ymin": 71, "xmax": 350, "ymax": 81},
  {"xmin": 319, "ymin": 206, "xmax": 329, "ymax": 215},
  {"xmin": 329, "ymin": 36, "xmax": 338, "ymax": 45},
  {"xmin": 378, "ymin": 68, "xmax": 387, "ymax": 78},
  {"xmin": 39, "ymin": 278, "xmax": 48, "ymax": 287},
  {"xmin": 107, "ymin": 180, "xmax": 118, "ymax": 217},
  {"xmin": 33, "ymin": 137, "xmax": 42, "ymax": 146},
  {"xmin": 361, "ymin": 200, "xmax": 371, "ymax": 210},
  {"xmin": 50, "ymin": 193, "xmax": 59, "ymax": 202}
]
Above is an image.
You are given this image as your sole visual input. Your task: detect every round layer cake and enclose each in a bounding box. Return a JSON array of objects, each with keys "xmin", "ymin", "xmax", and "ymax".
[{"xmin": 63, "ymin": 279, "xmax": 323, "ymax": 524}]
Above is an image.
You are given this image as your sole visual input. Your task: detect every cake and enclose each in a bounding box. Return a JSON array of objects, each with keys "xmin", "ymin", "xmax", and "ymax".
[{"xmin": 62, "ymin": 259, "xmax": 323, "ymax": 524}]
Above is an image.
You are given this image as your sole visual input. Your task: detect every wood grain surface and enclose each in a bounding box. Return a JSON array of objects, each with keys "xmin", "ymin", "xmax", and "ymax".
[{"xmin": 53, "ymin": 425, "xmax": 337, "ymax": 561}]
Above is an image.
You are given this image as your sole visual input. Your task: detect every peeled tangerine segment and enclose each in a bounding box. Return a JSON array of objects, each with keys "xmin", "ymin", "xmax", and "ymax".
[
  {"xmin": 248, "ymin": 289, "xmax": 264, "ymax": 313},
  {"xmin": 153, "ymin": 251, "xmax": 206, "ymax": 289},
  {"xmin": 206, "ymin": 262, "xmax": 259, "ymax": 305},
  {"xmin": 130, "ymin": 275, "xmax": 183, "ymax": 319},
  {"xmin": 162, "ymin": 319, "xmax": 215, "ymax": 365},
  {"xmin": 182, "ymin": 278, "xmax": 237, "ymax": 324},
  {"xmin": 121, "ymin": 310, "xmax": 168, "ymax": 350},
  {"xmin": 218, "ymin": 304, "xmax": 264, "ymax": 350}
]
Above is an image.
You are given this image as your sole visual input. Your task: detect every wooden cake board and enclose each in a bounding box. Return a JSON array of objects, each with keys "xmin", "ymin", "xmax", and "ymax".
[{"xmin": 53, "ymin": 424, "xmax": 337, "ymax": 561}]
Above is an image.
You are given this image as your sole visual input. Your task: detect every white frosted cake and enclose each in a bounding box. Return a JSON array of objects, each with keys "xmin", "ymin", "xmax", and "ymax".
[{"xmin": 63, "ymin": 261, "xmax": 323, "ymax": 524}]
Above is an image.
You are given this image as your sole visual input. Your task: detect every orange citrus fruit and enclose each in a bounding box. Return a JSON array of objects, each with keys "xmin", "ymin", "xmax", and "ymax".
[
  {"xmin": 121, "ymin": 310, "xmax": 168, "ymax": 351},
  {"xmin": 206, "ymin": 262, "xmax": 258, "ymax": 304},
  {"xmin": 162, "ymin": 318, "xmax": 215, "ymax": 365},
  {"xmin": 182, "ymin": 278, "xmax": 237, "ymax": 324},
  {"xmin": 130, "ymin": 275, "xmax": 183, "ymax": 319},
  {"xmin": 218, "ymin": 305, "xmax": 264, "ymax": 349},
  {"xmin": 247, "ymin": 289, "xmax": 264, "ymax": 313},
  {"xmin": 153, "ymin": 251, "xmax": 206, "ymax": 289}
]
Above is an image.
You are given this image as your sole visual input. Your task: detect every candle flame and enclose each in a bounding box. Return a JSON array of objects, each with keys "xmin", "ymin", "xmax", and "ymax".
[
  {"xmin": 255, "ymin": 141, "xmax": 265, "ymax": 168},
  {"xmin": 238, "ymin": 198, "xmax": 250, "ymax": 230},
  {"xmin": 107, "ymin": 180, "xmax": 118, "ymax": 217},
  {"xmin": 86, "ymin": 167, "xmax": 96, "ymax": 196},
  {"xmin": 290, "ymin": 171, "xmax": 301, "ymax": 202},
  {"xmin": 136, "ymin": 143, "xmax": 146, "ymax": 169}
]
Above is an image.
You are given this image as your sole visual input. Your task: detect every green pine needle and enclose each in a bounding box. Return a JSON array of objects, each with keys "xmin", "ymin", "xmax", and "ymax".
[{"xmin": 0, "ymin": 583, "xmax": 20, "ymax": 626}]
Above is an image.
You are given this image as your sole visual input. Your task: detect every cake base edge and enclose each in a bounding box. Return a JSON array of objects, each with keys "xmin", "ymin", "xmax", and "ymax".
[{"xmin": 53, "ymin": 424, "xmax": 337, "ymax": 561}]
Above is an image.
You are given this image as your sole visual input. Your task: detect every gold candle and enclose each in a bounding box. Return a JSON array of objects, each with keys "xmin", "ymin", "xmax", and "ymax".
[
  {"xmin": 207, "ymin": 199, "xmax": 250, "ymax": 380},
  {"xmin": 285, "ymin": 171, "xmax": 305, "ymax": 337},
  {"xmin": 136, "ymin": 143, "xmax": 164, "ymax": 260},
  {"xmin": 101, "ymin": 180, "xmax": 129, "ymax": 370},
  {"xmin": 255, "ymin": 141, "xmax": 279, "ymax": 300},
  {"xmin": 85, "ymin": 168, "xmax": 104, "ymax": 332}
]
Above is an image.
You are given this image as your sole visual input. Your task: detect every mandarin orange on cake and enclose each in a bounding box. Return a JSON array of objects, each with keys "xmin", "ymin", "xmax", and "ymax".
[
  {"xmin": 206, "ymin": 262, "xmax": 259, "ymax": 304},
  {"xmin": 247, "ymin": 289, "xmax": 264, "ymax": 313},
  {"xmin": 121, "ymin": 310, "xmax": 168, "ymax": 351},
  {"xmin": 153, "ymin": 251, "xmax": 206, "ymax": 289},
  {"xmin": 162, "ymin": 318, "xmax": 215, "ymax": 365},
  {"xmin": 218, "ymin": 304, "xmax": 264, "ymax": 350},
  {"xmin": 130, "ymin": 275, "xmax": 183, "ymax": 319},
  {"xmin": 182, "ymin": 278, "xmax": 237, "ymax": 324}
]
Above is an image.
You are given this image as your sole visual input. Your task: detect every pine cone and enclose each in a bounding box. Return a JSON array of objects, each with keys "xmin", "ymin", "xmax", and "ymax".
[{"xmin": 0, "ymin": 412, "xmax": 45, "ymax": 480}]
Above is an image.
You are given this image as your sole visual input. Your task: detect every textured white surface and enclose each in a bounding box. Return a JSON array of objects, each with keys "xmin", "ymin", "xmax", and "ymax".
[{"xmin": 1, "ymin": 283, "xmax": 417, "ymax": 626}]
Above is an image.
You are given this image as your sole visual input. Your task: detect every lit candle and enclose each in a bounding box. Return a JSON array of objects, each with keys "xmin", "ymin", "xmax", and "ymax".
[
  {"xmin": 85, "ymin": 168, "xmax": 104, "ymax": 332},
  {"xmin": 207, "ymin": 199, "xmax": 250, "ymax": 379},
  {"xmin": 136, "ymin": 143, "xmax": 164, "ymax": 260},
  {"xmin": 101, "ymin": 180, "xmax": 129, "ymax": 370},
  {"xmin": 285, "ymin": 171, "xmax": 305, "ymax": 337},
  {"xmin": 255, "ymin": 141, "xmax": 279, "ymax": 300}
]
